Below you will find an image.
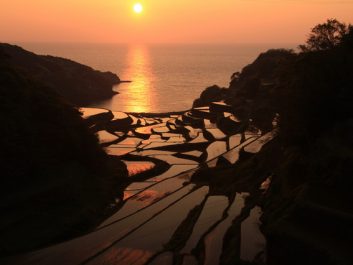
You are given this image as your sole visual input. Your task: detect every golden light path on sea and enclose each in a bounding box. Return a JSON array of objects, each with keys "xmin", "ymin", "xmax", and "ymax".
[{"xmin": 112, "ymin": 45, "xmax": 155, "ymax": 113}]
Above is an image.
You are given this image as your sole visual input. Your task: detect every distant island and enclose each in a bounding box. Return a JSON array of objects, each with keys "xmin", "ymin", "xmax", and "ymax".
[
  {"xmin": 0, "ymin": 19, "xmax": 352, "ymax": 265},
  {"xmin": 0, "ymin": 43, "xmax": 121, "ymax": 105}
]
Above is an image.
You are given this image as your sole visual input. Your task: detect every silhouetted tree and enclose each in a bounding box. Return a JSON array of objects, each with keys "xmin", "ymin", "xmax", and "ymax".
[
  {"xmin": 299, "ymin": 19, "xmax": 350, "ymax": 52},
  {"xmin": 230, "ymin": 71, "xmax": 240, "ymax": 82},
  {"xmin": 341, "ymin": 25, "xmax": 353, "ymax": 47}
]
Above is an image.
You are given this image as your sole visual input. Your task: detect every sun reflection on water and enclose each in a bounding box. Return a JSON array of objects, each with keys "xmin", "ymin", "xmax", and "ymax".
[{"xmin": 116, "ymin": 45, "xmax": 155, "ymax": 113}]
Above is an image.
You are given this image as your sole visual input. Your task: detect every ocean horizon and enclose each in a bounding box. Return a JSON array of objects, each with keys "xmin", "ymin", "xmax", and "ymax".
[{"xmin": 18, "ymin": 42, "xmax": 296, "ymax": 112}]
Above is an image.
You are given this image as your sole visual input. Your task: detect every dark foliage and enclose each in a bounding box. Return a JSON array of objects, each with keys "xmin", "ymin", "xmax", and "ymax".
[
  {"xmin": 227, "ymin": 49, "xmax": 296, "ymax": 131},
  {"xmin": 192, "ymin": 85, "xmax": 228, "ymax": 108},
  {"xmin": 299, "ymin": 19, "xmax": 351, "ymax": 52},
  {"xmin": 0, "ymin": 64, "xmax": 126, "ymax": 256},
  {"xmin": 193, "ymin": 19, "xmax": 353, "ymax": 264},
  {"xmin": 278, "ymin": 28, "xmax": 353, "ymax": 145}
]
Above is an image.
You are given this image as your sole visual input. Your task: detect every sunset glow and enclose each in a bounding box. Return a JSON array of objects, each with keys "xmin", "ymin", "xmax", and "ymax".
[
  {"xmin": 0, "ymin": 1, "xmax": 352, "ymax": 43},
  {"xmin": 133, "ymin": 3, "xmax": 143, "ymax": 14}
]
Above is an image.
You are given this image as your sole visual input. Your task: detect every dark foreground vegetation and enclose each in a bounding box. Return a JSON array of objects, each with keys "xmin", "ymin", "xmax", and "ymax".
[
  {"xmin": 194, "ymin": 19, "xmax": 353, "ymax": 264},
  {"xmin": 0, "ymin": 61, "xmax": 127, "ymax": 256},
  {"xmin": 0, "ymin": 43, "xmax": 120, "ymax": 105}
]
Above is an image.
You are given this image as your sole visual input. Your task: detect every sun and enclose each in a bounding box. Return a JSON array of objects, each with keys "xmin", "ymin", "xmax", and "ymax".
[{"xmin": 133, "ymin": 3, "xmax": 143, "ymax": 14}]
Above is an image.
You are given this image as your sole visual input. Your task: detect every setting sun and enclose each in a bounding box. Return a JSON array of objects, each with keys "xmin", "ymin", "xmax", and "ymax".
[{"xmin": 133, "ymin": 3, "xmax": 143, "ymax": 14}]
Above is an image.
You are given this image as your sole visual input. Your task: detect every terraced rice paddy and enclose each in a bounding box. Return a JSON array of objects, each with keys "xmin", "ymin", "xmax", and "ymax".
[{"xmin": 4, "ymin": 103, "xmax": 277, "ymax": 265}]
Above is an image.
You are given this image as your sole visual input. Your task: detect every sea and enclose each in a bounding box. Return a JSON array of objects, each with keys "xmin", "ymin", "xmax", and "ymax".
[{"xmin": 18, "ymin": 43, "xmax": 295, "ymax": 113}]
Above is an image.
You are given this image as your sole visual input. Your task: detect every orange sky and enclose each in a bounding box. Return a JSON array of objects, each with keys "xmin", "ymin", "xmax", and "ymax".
[{"xmin": 0, "ymin": 0, "xmax": 352, "ymax": 44}]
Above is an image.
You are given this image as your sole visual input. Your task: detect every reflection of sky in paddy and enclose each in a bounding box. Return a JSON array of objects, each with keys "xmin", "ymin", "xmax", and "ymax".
[
  {"xmin": 123, "ymin": 161, "xmax": 155, "ymax": 177},
  {"xmin": 90, "ymin": 187, "xmax": 209, "ymax": 265},
  {"xmin": 100, "ymin": 247, "xmax": 153, "ymax": 265},
  {"xmin": 123, "ymin": 190, "xmax": 161, "ymax": 204}
]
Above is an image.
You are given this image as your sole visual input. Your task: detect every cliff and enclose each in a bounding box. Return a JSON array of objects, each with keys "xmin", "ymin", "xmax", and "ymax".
[{"xmin": 0, "ymin": 43, "xmax": 120, "ymax": 105}]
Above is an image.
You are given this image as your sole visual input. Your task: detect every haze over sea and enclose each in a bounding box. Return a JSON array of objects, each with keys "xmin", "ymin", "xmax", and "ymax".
[{"xmin": 20, "ymin": 43, "xmax": 295, "ymax": 113}]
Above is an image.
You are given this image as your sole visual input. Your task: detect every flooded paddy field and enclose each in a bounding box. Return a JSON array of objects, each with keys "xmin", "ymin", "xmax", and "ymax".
[{"xmin": 3, "ymin": 103, "xmax": 277, "ymax": 265}]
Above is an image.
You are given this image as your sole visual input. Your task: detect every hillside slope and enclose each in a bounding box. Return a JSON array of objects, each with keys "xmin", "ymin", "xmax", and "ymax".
[
  {"xmin": 193, "ymin": 23, "xmax": 353, "ymax": 264},
  {"xmin": 0, "ymin": 43, "xmax": 120, "ymax": 105},
  {"xmin": 0, "ymin": 63, "xmax": 127, "ymax": 257}
]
